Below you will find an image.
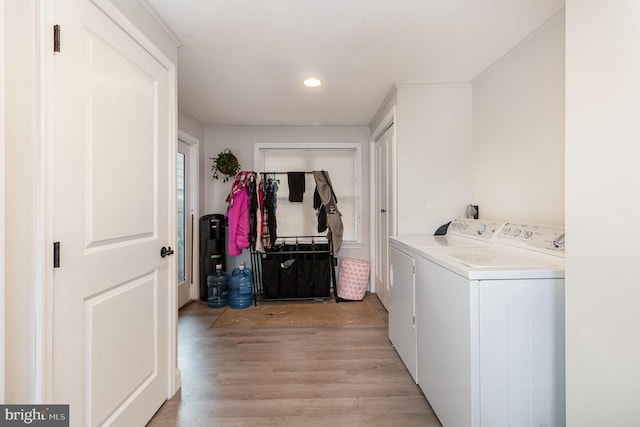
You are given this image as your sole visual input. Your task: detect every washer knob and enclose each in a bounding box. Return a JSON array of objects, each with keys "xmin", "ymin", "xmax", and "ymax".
[{"xmin": 553, "ymin": 233, "xmax": 565, "ymax": 249}]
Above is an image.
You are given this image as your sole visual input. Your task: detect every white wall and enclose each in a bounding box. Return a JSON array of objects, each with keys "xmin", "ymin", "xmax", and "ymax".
[
  {"xmin": 565, "ymin": 2, "xmax": 640, "ymax": 426},
  {"xmin": 395, "ymin": 85, "xmax": 473, "ymax": 235},
  {"xmin": 472, "ymin": 11, "xmax": 565, "ymax": 225},
  {"xmin": 371, "ymin": 85, "xmax": 473, "ymax": 236},
  {"xmin": 204, "ymin": 126, "xmax": 370, "ymax": 269}
]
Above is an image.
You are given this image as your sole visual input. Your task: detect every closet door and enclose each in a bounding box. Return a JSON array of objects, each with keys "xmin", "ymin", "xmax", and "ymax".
[
  {"xmin": 51, "ymin": 0, "xmax": 173, "ymax": 424},
  {"xmin": 375, "ymin": 124, "xmax": 394, "ymax": 309}
]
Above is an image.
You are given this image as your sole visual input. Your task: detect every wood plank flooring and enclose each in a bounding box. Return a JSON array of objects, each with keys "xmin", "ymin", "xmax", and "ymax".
[{"xmin": 147, "ymin": 294, "xmax": 442, "ymax": 426}]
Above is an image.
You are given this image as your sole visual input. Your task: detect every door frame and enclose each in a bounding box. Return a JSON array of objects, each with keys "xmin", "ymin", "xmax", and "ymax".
[
  {"xmin": 369, "ymin": 106, "xmax": 397, "ymax": 296},
  {"xmin": 178, "ymin": 130, "xmax": 200, "ymax": 303},
  {"xmin": 0, "ymin": 0, "xmax": 5, "ymax": 402},
  {"xmin": 39, "ymin": 0, "xmax": 180, "ymax": 402}
]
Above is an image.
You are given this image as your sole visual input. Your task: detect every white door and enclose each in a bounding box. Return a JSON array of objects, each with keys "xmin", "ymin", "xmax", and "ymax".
[
  {"xmin": 177, "ymin": 141, "xmax": 192, "ymax": 308},
  {"xmin": 375, "ymin": 125, "xmax": 393, "ymax": 309},
  {"xmin": 52, "ymin": 1, "xmax": 173, "ymax": 425}
]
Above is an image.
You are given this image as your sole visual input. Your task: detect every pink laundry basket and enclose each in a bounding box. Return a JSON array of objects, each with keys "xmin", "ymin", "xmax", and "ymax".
[{"xmin": 337, "ymin": 257, "xmax": 371, "ymax": 301}]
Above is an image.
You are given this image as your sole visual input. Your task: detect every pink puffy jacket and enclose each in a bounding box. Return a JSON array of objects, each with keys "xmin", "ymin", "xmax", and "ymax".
[{"xmin": 226, "ymin": 186, "xmax": 250, "ymax": 256}]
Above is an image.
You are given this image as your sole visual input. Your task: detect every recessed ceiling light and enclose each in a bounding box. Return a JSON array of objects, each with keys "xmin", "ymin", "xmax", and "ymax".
[{"xmin": 304, "ymin": 77, "xmax": 322, "ymax": 87}]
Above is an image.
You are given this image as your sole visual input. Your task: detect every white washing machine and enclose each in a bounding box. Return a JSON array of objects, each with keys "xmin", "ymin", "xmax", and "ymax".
[
  {"xmin": 414, "ymin": 222, "xmax": 565, "ymax": 427},
  {"xmin": 388, "ymin": 218, "xmax": 503, "ymax": 382}
]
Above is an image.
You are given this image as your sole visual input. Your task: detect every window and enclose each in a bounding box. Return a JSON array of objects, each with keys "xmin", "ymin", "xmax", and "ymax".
[{"xmin": 254, "ymin": 143, "xmax": 362, "ymax": 246}]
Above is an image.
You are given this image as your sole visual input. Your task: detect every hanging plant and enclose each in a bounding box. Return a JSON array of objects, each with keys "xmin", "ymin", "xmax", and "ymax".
[{"xmin": 211, "ymin": 148, "xmax": 240, "ymax": 182}]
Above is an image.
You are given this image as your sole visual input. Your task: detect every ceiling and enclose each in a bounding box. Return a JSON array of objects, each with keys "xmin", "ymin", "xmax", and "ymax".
[{"xmin": 145, "ymin": 0, "xmax": 565, "ymax": 127}]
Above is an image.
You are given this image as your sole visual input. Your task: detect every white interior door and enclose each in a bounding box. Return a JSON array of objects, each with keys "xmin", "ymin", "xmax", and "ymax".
[
  {"xmin": 375, "ymin": 125, "xmax": 393, "ymax": 309},
  {"xmin": 52, "ymin": 1, "xmax": 173, "ymax": 425}
]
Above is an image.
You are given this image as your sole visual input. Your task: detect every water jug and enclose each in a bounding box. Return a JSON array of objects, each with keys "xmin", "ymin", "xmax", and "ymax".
[
  {"xmin": 229, "ymin": 262, "xmax": 253, "ymax": 309},
  {"xmin": 207, "ymin": 264, "xmax": 229, "ymax": 308}
]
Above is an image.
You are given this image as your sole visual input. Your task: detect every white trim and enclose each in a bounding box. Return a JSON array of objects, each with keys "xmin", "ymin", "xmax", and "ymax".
[
  {"xmin": 253, "ymin": 142, "xmax": 363, "ymax": 247},
  {"xmin": 369, "ymin": 107, "xmax": 396, "ymax": 296},
  {"xmin": 178, "ymin": 107, "xmax": 204, "ymax": 129},
  {"xmin": 395, "ymin": 83, "xmax": 472, "ymax": 89},
  {"xmin": 391, "ymin": 127, "xmax": 398, "ymax": 237},
  {"xmin": 138, "ymin": 0, "xmax": 183, "ymax": 48},
  {"xmin": 178, "ymin": 129, "xmax": 199, "ymax": 147},
  {"xmin": 166, "ymin": 61, "xmax": 180, "ymax": 398},
  {"xmin": 371, "ymin": 105, "xmax": 395, "ymax": 143},
  {"xmin": 177, "ymin": 131, "xmax": 200, "ymax": 302},
  {"xmin": 90, "ymin": 0, "xmax": 174, "ymax": 69},
  {"xmin": 37, "ymin": 0, "xmax": 54, "ymax": 402},
  {"xmin": 368, "ymin": 139, "xmax": 376, "ymax": 293},
  {"xmin": 0, "ymin": 0, "xmax": 6, "ymax": 403},
  {"xmin": 174, "ymin": 366, "xmax": 181, "ymax": 398}
]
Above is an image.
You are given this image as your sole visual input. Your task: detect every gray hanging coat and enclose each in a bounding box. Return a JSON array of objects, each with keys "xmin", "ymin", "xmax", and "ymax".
[{"xmin": 312, "ymin": 170, "xmax": 343, "ymax": 253}]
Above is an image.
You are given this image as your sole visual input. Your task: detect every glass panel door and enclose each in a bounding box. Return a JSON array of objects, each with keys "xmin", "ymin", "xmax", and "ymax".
[
  {"xmin": 177, "ymin": 140, "xmax": 192, "ymax": 308},
  {"xmin": 177, "ymin": 151, "xmax": 186, "ymax": 285}
]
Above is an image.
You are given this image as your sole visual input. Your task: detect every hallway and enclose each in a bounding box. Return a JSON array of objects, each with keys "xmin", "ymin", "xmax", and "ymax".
[{"xmin": 148, "ymin": 295, "xmax": 441, "ymax": 426}]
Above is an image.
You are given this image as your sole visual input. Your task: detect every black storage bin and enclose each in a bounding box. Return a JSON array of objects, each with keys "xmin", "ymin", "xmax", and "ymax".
[
  {"xmin": 278, "ymin": 245, "xmax": 298, "ymax": 298},
  {"xmin": 295, "ymin": 245, "xmax": 315, "ymax": 298},
  {"xmin": 278, "ymin": 260, "xmax": 298, "ymax": 298},
  {"xmin": 261, "ymin": 252, "xmax": 281, "ymax": 299},
  {"xmin": 295, "ymin": 243, "xmax": 331, "ymax": 298},
  {"xmin": 199, "ymin": 214, "xmax": 226, "ymax": 301},
  {"xmin": 312, "ymin": 251, "xmax": 331, "ymax": 297},
  {"xmin": 251, "ymin": 236, "xmax": 335, "ymax": 302}
]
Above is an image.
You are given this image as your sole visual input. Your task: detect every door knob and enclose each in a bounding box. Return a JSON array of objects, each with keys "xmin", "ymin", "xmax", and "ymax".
[{"xmin": 160, "ymin": 246, "xmax": 174, "ymax": 258}]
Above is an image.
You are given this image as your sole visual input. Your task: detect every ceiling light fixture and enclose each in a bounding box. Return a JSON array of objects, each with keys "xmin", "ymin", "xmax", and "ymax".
[{"xmin": 303, "ymin": 77, "xmax": 322, "ymax": 87}]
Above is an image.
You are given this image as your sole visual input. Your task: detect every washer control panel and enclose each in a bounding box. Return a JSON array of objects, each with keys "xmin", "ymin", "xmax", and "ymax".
[
  {"xmin": 495, "ymin": 222, "xmax": 565, "ymax": 255},
  {"xmin": 447, "ymin": 218, "xmax": 505, "ymax": 240},
  {"xmin": 447, "ymin": 218, "xmax": 565, "ymax": 255}
]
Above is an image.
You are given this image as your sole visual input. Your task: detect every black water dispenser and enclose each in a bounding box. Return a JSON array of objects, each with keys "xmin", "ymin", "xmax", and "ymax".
[{"xmin": 199, "ymin": 214, "xmax": 226, "ymax": 301}]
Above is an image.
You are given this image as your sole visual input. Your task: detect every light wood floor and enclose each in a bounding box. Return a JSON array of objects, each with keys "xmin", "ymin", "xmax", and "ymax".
[{"xmin": 147, "ymin": 294, "xmax": 442, "ymax": 426}]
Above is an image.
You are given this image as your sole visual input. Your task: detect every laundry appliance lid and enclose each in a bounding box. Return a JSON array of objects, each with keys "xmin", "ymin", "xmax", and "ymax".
[
  {"xmin": 418, "ymin": 244, "xmax": 565, "ymax": 280},
  {"xmin": 434, "ymin": 246, "xmax": 558, "ymax": 268}
]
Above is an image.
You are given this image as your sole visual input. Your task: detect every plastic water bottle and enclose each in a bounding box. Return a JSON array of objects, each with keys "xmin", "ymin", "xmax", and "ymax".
[
  {"xmin": 229, "ymin": 262, "xmax": 253, "ymax": 309},
  {"xmin": 207, "ymin": 264, "xmax": 229, "ymax": 308}
]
